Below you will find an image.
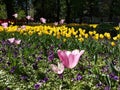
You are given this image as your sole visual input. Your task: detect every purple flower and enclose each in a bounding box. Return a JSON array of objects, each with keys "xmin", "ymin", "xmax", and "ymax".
[
  {"xmin": 20, "ymin": 75, "xmax": 28, "ymax": 81},
  {"xmin": 37, "ymin": 56, "xmax": 42, "ymax": 61},
  {"xmin": 101, "ymin": 66, "xmax": 109, "ymax": 73},
  {"xmin": 104, "ymin": 86, "xmax": 110, "ymax": 90},
  {"xmin": 39, "ymin": 77, "xmax": 49, "ymax": 83},
  {"xmin": 109, "ymin": 73, "xmax": 119, "ymax": 81},
  {"xmin": 113, "ymin": 75, "xmax": 119, "ymax": 81},
  {"xmin": 10, "ymin": 66, "xmax": 16, "ymax": 73},
  {"xmin": 43, "ymin": 77, "xmax": 48, "ymax": 82},
  {"xmin": 76, "ymin": 74, "xmax": 82, "ymax": 81},
  {"xmin": 48, "ymin": 53, "xmax": 54, "ymax": 61},
  {"xmin": 34, "ymin": 83, "xmax": 41, "ymax": 90},
  {"xmin": 1, "ymin": 40, "xmax": 7, "ymax": 45},
  {"xmin": 72, "ymin": 74, "xmax": 83, "ymax": 81},
  {"xmin": 47, "ymin": 46, "xmax": 55, "ymax": 61},
  {"xmin": 96, "ymin": 82, "xmax": 102, "ymax": 88}
]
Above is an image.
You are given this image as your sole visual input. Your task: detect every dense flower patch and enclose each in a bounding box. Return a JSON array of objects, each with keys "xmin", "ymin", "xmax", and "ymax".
[{"xmin": 0, "ymin": 24, "xmax": 120, "ymax": 90}]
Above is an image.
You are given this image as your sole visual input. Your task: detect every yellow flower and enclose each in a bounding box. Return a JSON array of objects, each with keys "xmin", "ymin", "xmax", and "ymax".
[
  {"xmin": 113, "ymin": 36, "xmax": 118, "ymax": 41},
  {"xmin": 66, "ymin": 33, "xmax": 71, "ymax": 38},
  {"xmin": 117, "ymin": 34, "xmax": 120, "ymax": 39},
  {"xmin": 99, "ymin": 34, "xmax": 104, "ymax": 39},
  {"xmin": 89, "ymin": 31, "xmax": 93, "ymax": 36},
  {"xmin": 75, "ymin": 35, "xmax": 78, "ymax": 38},
  {"xmin": 63, "ymin": 38, "xmax": 66, "ymax": 42},
  {"xmin": 104, "ymin": 32, "xmax": 111, "ymax": 39},
  {"xmin": 10, "ymin": 22, "xmax": 14, "ymax": 25},
  {"xmin": 111, "ymin": 42, "xmax": 116, "ymax": 46},
  {"xmin": 93, "ymin": 34, "xmax": 99, "ymax": 40},
  {"xmin": 89, "ymin": 24, "xmax": 98, "ymax": 28},
  {"xmin": 115, "ymin": 26, "xmax": 120, "ymax": 31},
  {"xmin": 56, "ymin": 33, "xmax": 61, "ymax": 39},
  {"xmin": 38, "ymin": 32, "xmax": 42, "ymax": 36},
  {"xmin": 28, "ymin": 31, "xmax": 33, "ymax": 35},
  {"xmin": 78, "ymin": 37, "xmax": 84, "ymax": 42},
  {"xmin": 93, "ymin": 31, "xmax": 96, "ymax": 34},
  {"xmin": 84, "ymin": 34, "xmax": 89, "ymax": 38}
]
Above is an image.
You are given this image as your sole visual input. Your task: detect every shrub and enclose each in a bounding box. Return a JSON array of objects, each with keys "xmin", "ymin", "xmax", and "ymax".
[{"xmin": 96, "ymin": 23, "xmax": 118, "ymax": 37}]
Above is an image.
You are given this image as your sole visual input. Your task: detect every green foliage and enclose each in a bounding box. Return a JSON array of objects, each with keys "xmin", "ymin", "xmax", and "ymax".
[
  {"xmin": 0, "ymin": 28, "xmax": 119, "ymax": 89},
  {"xmin": 17, "ymin": 9, "xmax": 26, "ymax": 20},
  {"xmin": 96, "ymin": 23, "xmax": 118, "ymax": 37},
  {"xmin": 0, "ymin": 4, "xmax": 7, "ymax": 19}
]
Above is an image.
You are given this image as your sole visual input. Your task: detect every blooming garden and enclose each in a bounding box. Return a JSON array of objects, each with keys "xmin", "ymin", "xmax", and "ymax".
[{"xmin": 0, "ymin": 21, "xmax": 120, "ymax": 90}]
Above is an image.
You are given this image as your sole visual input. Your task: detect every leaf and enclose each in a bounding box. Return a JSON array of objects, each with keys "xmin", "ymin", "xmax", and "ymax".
[
  {"xmin": 93, "ymin": 53, "xmax": 98, "ymax": 64},
  {"xmin": 104, "ymin": 75, "xmax": 111, "ymax": 87}
]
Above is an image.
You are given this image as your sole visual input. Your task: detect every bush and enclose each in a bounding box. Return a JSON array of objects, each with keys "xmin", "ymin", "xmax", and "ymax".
[
  {"xmin": 0, "ymin": 4, "xmax": 7, "ymax": 19},
  {"xmin": 96, "ymin": 23, "xmax": 118, "ymax": 37}
]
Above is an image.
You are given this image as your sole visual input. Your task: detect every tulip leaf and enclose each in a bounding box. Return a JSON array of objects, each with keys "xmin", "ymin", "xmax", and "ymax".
[
  {"xmin": 104, "ymin": 75, "xmax": 111, "ymax": 87},
  {"xmin": 93, "ymin": 54, "xmax": 97, "ymax": 64}
]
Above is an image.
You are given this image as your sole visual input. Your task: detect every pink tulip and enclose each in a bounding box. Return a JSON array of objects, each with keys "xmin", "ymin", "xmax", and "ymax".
[
  {"xmin": 30, "ymin": 17, "xmax": 34, "ymax": 21},
  {"xmin": 7, "ymin": 38, "xmax": 21, "ymax": 45},
  {"xmin": 8, "ymin": 38, "xmax": 15, "ymax": 43},
  {"xmin": 26, "ymin": 15, "xmax": 31, "ymax": 20},
  {"xmin": 1, "ymin": 22, "xmax": 8, "ymax": 28},
  {"xmin": 40, "ymin": 17, "xmax": 46, "ymax": 23},
  {"xmin": 59, "ymin": 19, "xmax": 65, "ymax": 24},
  {"xmin": 50, "ymin": 62, "xmax": 64, "ymax": 74},
  {"xmin": 13, "ymin": 13, "xmax": 18, "ymax": 18},
  {"xmin": 57, "ymin": 49, "xmax": 85, "ymax": 69},
  {"xmin": 21, "ymin": 25, "xmax": 26, "ymax": 30},
  {"xmin": 53, "ymin": 22, "xmax": 58, "ymax": 26},
  {"xmin": 14, "ymin": 40, "xmax": 21, "ymax": 45}
]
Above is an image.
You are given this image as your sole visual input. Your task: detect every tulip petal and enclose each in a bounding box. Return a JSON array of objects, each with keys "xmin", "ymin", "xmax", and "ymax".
[
  {"xmin": 50, "ymin": 62, "xmax": 64, "ymax": 74},
  {"xmin": 57, "ymin": 49, "xmax": 85, "ymax": 69},
  {"xmin": 14, "ymin": 40, "xmax": 21, "ymax": 45},
  {"xmin": 57, "ymin": 50, "xmax": 69, "ymax": 67},
  {"xmin": 79, "ymin": 50, "xmax": 85, "ymax": 56},
  {"xmin": 71, "ymin": 50, "xmax": 85, "ymax": 68},
  {"xmin": 71, "ymin": 49, "xmax": 80, "ymax": 55},
  {"xmin": 68, "ymin": 54, "xmax": 75, "ymax": 68},
  {"xmin": 8, "ymin": 38, "xmax": 15, "ymax": 43}
]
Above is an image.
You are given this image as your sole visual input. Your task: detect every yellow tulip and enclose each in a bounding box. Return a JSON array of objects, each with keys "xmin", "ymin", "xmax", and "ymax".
[
  {"xmin": 113, "ymin": 37, "xmax": 118, "ymax": 41},
  {"xmin": 111, "ymin": 42, "xmax": 116, "ymax": 46},
  {"xmin": 89, "ymin": 31, "xmax": 93, "ymax": 36},
  {"xmin": 99, "ymin": 34, "xmax": 104, "ymax": 39},
  {"xmin": 78, "ymin": 37, "xmax": 84, "ymax": 42},
  {"xmin": 84, "ymin": 34, "xmax": 89, "ymax": 38},
  {"xmin": 63, "ymin": 38, "xmax": 66, "ymax": 42}
]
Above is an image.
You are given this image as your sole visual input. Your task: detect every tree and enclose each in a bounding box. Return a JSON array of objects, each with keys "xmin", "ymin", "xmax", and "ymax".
[
  {"xmin": 0, "ymin": 2, "xmax": 7, "ymax": 19},
  {"xmin": 4, "ymin": 0, "xmax": 15, "ymax": 19},
  {"xmin": 65, "ymin": 0, "xmax": 71, "ymax": 23}
]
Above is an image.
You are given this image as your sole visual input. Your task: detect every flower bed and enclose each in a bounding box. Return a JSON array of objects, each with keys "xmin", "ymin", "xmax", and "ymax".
[{"xmin": 0, "ymin": 24, "xmax": 120, "ymax": 90}]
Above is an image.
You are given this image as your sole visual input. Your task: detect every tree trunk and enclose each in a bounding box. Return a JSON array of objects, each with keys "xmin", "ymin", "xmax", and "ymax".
[
  {"xmin": 4, "ymin": 0, "xmax": 14, "ymax": 19},
  {"xmin": 56, "ymin": 0, "xmax": 60, "ymax": 22},
  {"xmin": 108, "ymin": 0, "xmax": 113, "ymax": 22},
  {"xmin": 66, "ymin": 0, "xmax": 71, "ymax": 23},
  {"xmin": 41, "ymin": 0, "xmax": 45, "ymax": 17}
]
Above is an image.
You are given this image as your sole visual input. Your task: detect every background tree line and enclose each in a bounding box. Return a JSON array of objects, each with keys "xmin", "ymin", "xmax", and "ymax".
[{"xmin": 0, "ymin": 0, "xmax": 120, "ymax": 23}]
